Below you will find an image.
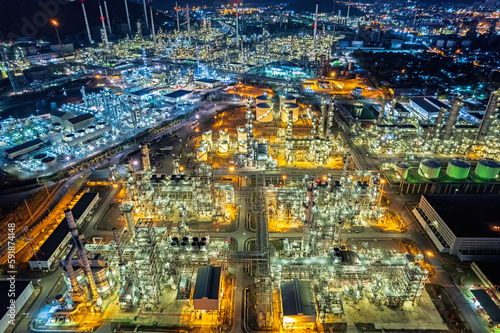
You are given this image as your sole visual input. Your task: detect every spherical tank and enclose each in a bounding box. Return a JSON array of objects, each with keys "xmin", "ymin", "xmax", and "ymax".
[
  {"xmin": 475, "ymin": 159, "xmax": 500, "ymax": 180},
  {"xmin": 219, "ymin": 140, "xmax": 229, "ymax": 154},
  {"xmin": 446, "ymin": 159, "xmax": 470, "ymax": 179},
  {"xmin": 256, "ymin": 103, "xmax": 273, "ymax": 122},
  {"xmin": 396, "ymin": 162, "xmax": 409, "ymax": 179},
  {"xmin": 219, "ymin": 130, "xmax": 229, "ymax": 142},
  {"xmin": 197, "ymin": 147, "xmax": 208, "ymax": 161},
  {"xmin": 418, "ymin": 159, "xmax": 441, "ymax": 180},
  {"xmin": 202, "ymin": 130, "xmax": 213, "ymax": 142},
  {"xmin": 237, "ymin": 127, "xmax": 247, "ymax": 141}
]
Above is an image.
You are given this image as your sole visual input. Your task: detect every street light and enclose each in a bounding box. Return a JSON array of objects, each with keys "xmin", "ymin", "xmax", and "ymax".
[{"xmin": 51, "ymin": 19, "xmax": 66, "ymax": 63}]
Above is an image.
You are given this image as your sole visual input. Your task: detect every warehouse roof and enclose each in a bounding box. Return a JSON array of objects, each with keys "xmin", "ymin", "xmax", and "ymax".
[
  {"xmin": 471, "ymin": 289, "xmax": 500, "ymax": 324},
  {"xmin": 281, "ymin": 279, "xmax": 316, "ymax": 317},
  {"xmin": 164, "ymin": 89, "xmax": 193, "ymax": 99},
  {"xmin": 423, "ymin": 195, "xmax": 500, "ymax": 238},
  {"xmin": 4, "ymin": 138, "xmax": 44, "ymax": 155},
  {"xmin": 193, "ymin": 265, "xmax": 221, "ymax": 300},
  {"xmin": 31, "ymin": 192, "xmax": 98, "ymax": 261},
  {"xmin": 68, "ymin": 113, "xmax": 95, "ymax": 125}
]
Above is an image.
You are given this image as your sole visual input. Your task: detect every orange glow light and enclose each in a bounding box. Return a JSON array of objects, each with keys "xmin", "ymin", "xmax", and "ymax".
[{"xmin": 51, "ymin": 19, "xmax": 58, "ymax": 26}]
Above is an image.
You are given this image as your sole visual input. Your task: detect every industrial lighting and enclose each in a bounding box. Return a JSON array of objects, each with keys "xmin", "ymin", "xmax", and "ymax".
[
  {"xmin": 179, "ymin": 166, "xmax": 184, "ymax": 172},
  {"xmin": 229, "ymin": 166, "xmax": 235, "ymax": 171},
  {"xmin": 51, "ymin": 19, "xmax": 58, "ymax": 26},
  {"xmin": 282, "ymin": 175, "xmax": 286, "ymax": 180}
]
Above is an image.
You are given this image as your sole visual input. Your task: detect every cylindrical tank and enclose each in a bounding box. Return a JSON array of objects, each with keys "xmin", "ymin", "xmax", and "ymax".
[
  {"xmin": 192, "ymin": 237, "xmax": 199, "ymax": 242},
  {"xmin": 191, "ymin": 241, "xmax": 199, "ymax": 249},
  {"xmin": 202, "ymin": 130, "xmax": 213, "ymax": 142},
  {"xmin": 237, "ymin": 127, "xmax": 247, "ymax": 141},
  {"xmin": 219, "ymin": 140, "xmax": 229, "ymax": 154},
  {"xmin": 238, "ymin": 140, "xmax": 248, "ymax": 154},
  {"xmin": 77, "ymin": 129, "xmax": 86, "ymax": 137},
  {"xmin": 475, "ymin": 159, "xmax": 500, "ymax": 180},
  {"xmin": 446, "ymin": 159, "xmax": 470, "ymax": 179},
  {"xmin": 48, "ymin": 131, "xmax": 62, "ymax": 144},
  {"xmin": 418, "ymin": 159, "xmax": 441, "ymax": 180},
  {"xmin": 199, "ymin": 241, "xmax": 206, "ymax": 251},
  {"xmin": 256, "ymin": 95, "xmax": 272, "ymax": 104},
  {"xmin": 197, "ymin": 147, "xmax": 208, "ymax": 161},
  {"xmin": 87, "ymin": 125, "xmax": 96, "ymax": 133},
  {"xmin": 219, "ymin": 130, "xmax": 229, "ymax": 142},
  {"xmin": 396, "ymin": 162, "xmax": 409, "ymax": 180},
  {"xmin": 172, "ymin": 236, "xmax": 179, "ymax": 245},
  {"xmin": 283, "ymin": 94, "xmax": 296, "ymax": 104},
  {"xmin": 199, "ymin": 140, "xmax": 210, "ymax": 152},
  {"xmin": 33, "ymin": 153, "xmax": 47, "ymax": 163},
  {"xmin": 180, "ymin": 241, "xmax": 188, "ymax": 250},
  {"xmin": 281, "ymin": 103, "xmax": 299, "ymax": 123},
  {"xmin": 256, "ymin": 103, "xmax": 273, "ymax": 122},
  {"xmin": 63, "ymin": 133, "xmax": 75, "ymax": 142},
  {"xmin": 42, "ymin": 156, "xmax": 56, "ymax": 168}
]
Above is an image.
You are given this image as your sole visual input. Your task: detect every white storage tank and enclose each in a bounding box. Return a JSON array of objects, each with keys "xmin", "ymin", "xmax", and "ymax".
[
  {"xmin": 238, "ymin": 140, "xmax": 248, "ymax": 154},
  {"xmin": 256, "ymin": 103, "xmax": 273, "ymax": 122},
  {"xmin": 219, "ymin": 130, "xmax": 229, "ymax": 142},
  {"xmin": 199, "ymin": 140, "xmax": 210, "ymax": 150},
  {"xmin": 202, "ymin": 130, "xmax": 212, "ymax": 142},
  {"xmin": 475, "ymin": 159, "xmax": 500, "ymax": 180},
  {"xmin": 281, "ymin": 103, "xmax": 299, "ymax": 123},
  {"xmin": 396, "ymin": 162, "xmax": 409, "ymax": 180},
  {"xmin": 219, "ymin": 140, "xmax": 229, "ymax": 154},
  {"xmin": 418, "ymin": 159, "xmax": 441, "ymax": 180},
  {"xmin": 256, "ymin": 94, "xmax": 272, "ymax": 104},
  {"xmin": 282, "ymin": 94, "xmax": 297, "ymax": 104},
  {"xmin": 446, "ymin": 159, "xmax": 471, "ymax": 179},
  {"xmin": 197, "ymin": 147, "xmax": 208, "ymax": 161},
  {"xmin": 237, "ymin": 127, "xmax": 247, "ymax": 141},
  {"xmin": 42, "ymin": 156, "xmax": 56, "ymax": 168}
]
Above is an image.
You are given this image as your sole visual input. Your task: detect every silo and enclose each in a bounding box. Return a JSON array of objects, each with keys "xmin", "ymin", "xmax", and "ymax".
[
  {"xmin": 219, "ymin": 130, "xmax": 229, "ymax": 142},
  {"xmin": 396, "ymin": 162, "xmax": 409, "ymax": 179},
  {"xmin": 256, "ymin": 103, "xmax": 273, "ymax": 122},
  {"xmin": 202, "ymin": 130, "xmax": 212, "ymax": 142},
  {"xmin": 219, "ymin": 140, "xmax": 229, "ymax": 154},
  {"xmin": 197, "ymin": 147, "xmax": 208, "ymax": 161},
  {"xmin": 237, "ymin": 127, "xmax": 247, "ymax": 141},
  {"xmin": 418, "ymin": 159, "xmax": 441, "ymax": 180},
  {"xmin": 475, "ymin": 159, "xmax": 500, "ymax": 180},
  {"xmin": 281, "ymin": 103, "xmax": 299, "ymax": 123},
  {"xmin": 446, "ymin": 159, "xmax": 470, "ymax": 179}
]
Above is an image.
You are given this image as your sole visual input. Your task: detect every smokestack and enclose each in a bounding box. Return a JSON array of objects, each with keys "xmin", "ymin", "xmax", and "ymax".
[
  {"xmin": 143, "ymin": 0, "xmax": 149, "ymax": 30},
  {"xmin": 186, "ymin": 0, "xmax": 191, "ymax": 44},
  {"xmin": 378, "ymin": 99, "xmax": 387, "ymax": 124},
  {"xmin": 81, "ymin": 1, "xmax": 93, "ymax": 44},
  {"xmin": 176, "ymin": 1, "xmax": 180, "ymax": 32},
  {"xmin": 347, "ymin": 0, "xmax": 351, "ymax": 19},
  {"xmin": 65, "ymin": 209, "xmax": 101, "ymax": 305},
  {"xmin": 149, "ymin": 2, "xmax": 156, "ymax": 44},
  {"xmin": 63, "ymin": 244, "xmax": 84, "ymax": 301},
  {"xmin": 98, "ymin": 0, "xmax": 108, "ymax": 44},
  {"xmin": 477, "ymin": 89, "xmax": 500, "ymax": 143},
  {"xmin": 236, "ymin": 0, "xmax": 239, "ymax": 47},
  {"xmin": 313, "ymin": 0, "xmax": 319, "ymax": 52},
  {"xmin": 124, "ymin": 0, "xmax": 132, "ymax": 33},
  {"xmin": 444, "ymin": 97, "xmax": 462, "ymax": 140},
  {"xmin": 104, "ymin": 0, "xmax": 112, "ymax": 35},
  {"xmin": 113, "ymin": 228, "xmax": 125, "ymax": 265}
]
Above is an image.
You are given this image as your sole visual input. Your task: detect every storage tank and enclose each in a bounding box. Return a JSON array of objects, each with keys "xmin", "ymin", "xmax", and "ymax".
[
  {"xmin": 282, "ymin": 94, "xmax": 296, "ymax": 104},
  {"xmin": 202, "ymin": 130, "xmax": 212, "ymax": 142},
  {"xmin": 396, "ymin": 163, "xmax": 409, "ymax": 179},
  {"xmin": 256, "ymin": 103, "xmax": 273, "ymax": 122},
  {"xmin": 256, "ymin": 95, "xmax": 272, "ymax": 104},
  {"xmin": 475, "ymin": 159, "xmax": 500, "ymax": 180},
  {"xmin": 446, "ymin": 159, "xmax": 470, "ymax": 179},
  {"xmin": 238, "ymin": 140, "xmax": 248, "ymax": 154},
  {"xmin": 418, "ymin": 159, "xmax": 441, "ymax": 180},
  {"xmin": 42, "ymin": 156, "xmax": 56, "ymax": 168},
  {"xmin": 77, "ymin": 129, "xmax": 86, "ymax": 137},
  {"xmin": 199, "ymin": 140, "xmax": 210, "ymax": 151},
  {"xmin": 197, "ymin": 147, "xmax": 208, "ymax": 161},
  {"xmin": 237, "ymin": 127, "xmax": 247, "ymax": 141},
  {"xmin": 219, "ymin": 130, "xmax": 229, "ymax": 142},
  {"xmin": 63, "ymin": 133, "xmax": 75, "ymax": 142},
  {"xmin": 33, "ymin": 153, "xmax": 47, "ymax": 163},
  {"xmin": 281, "ymin": 103, "xmax": 299, "ymax": 123},
  {"xmin": 48, "ymin": 131, "xmax": 62, "ymax": 144},
  {"xmin": 219, "ymin": 140, "xmax": 229, "ymax": 154}
]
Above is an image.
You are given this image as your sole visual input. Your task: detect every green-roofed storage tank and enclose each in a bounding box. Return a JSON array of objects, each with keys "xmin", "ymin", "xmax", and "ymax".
[
  {"xmin": 446, "ymin": 159, "xmax": 470, "ymax": 179},
  {"xmin": 475, "ymin": 159, "xmax": 500, "ymax": 180},
  {"xmin": 418, "ymin": 159, "xmax": 441, "ymax": 180}
]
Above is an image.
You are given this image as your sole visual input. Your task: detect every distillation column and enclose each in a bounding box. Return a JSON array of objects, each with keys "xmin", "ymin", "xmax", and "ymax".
[
  {"xmin": 302, "ymin": 183, "xmax": 316, "ymax": 253},
  {"xmin": 477, "ymin": 89, "xmax": 500, "ymax": 143},
  {"xmin": 444, "ymin": 97, "xmax": 462, "ymax": 140}
]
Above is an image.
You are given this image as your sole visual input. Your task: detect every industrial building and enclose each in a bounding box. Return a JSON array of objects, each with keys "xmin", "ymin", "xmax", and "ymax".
[
  {"xmin": 0, "ymin": 281, "xmax": 35, "ymax": 333},
  {"xmin": 192, "ymin": 265, "xmax": 222, "ymax": 311},
  {"xmin": 3, "ymin": 138, "xmax": 47, "ymax": 159},
  {"xmin": 164, "ymin": 89, "xmax": 193, "ymax": 103},
  {"xmin": 412, "ymin": 195, "xmax": 500, "ymax": 261},
  {"xmin": 280, "ymin": 279, "xmax": 317, "ymax": 329},
  {"xmin": 195, "ymin": 78, "xmax": 221, "ymax": 88},
  {"xmin": 67, "ymin": 113, "xmax": 96, "ymax": 131},
  {"xmin": 29, "ymin": 192, "xmax": 99, "ymax": 270},
  {"xmin": 409, "ymin": 97, "xmax": 449, "ymax": 119}
]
